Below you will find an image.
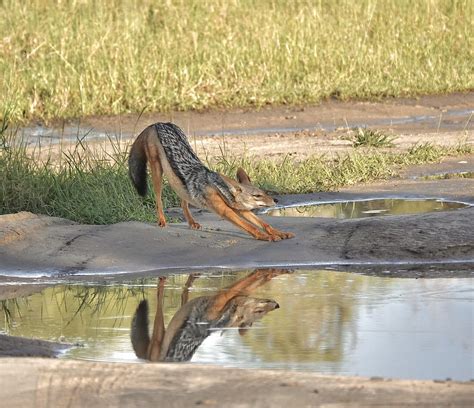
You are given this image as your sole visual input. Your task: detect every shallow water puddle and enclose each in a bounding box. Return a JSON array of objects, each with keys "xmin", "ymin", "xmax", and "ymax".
[
  {"xmin": 1, "ymin": 269, "xmax": 472, "ymax": 380},
  {"xmin": 263, "ymin": 198, "xmax": 469, "ymax": 219}
]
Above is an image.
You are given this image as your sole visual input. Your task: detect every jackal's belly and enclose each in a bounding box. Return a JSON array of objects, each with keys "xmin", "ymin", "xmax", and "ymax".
[{"xmin": 157, "ymin": 144, "xmax": 204, "ymax": 208}]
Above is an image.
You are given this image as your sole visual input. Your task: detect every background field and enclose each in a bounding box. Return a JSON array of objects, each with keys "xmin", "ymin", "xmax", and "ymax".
[{"xmin": 1, "ymin": 0, "xmax": 473, "ymax": 123}]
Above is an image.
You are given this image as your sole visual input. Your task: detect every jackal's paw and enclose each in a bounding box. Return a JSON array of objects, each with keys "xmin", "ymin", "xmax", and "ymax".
[
  {"xmin": 279, "ymin": 231, "xmax": 295, "ymax": 239},
  {"xmin": 265, "ymin": 233, "xmax": 282, "ymax": 242},
  {"xmin": 270, "ymin": 234, "xmax": 283, "ymax": 241},
  {"xmin": 265, "ymin": 227, "xmax": 295, "ymax": 240},
  {"xmin": 190, "ymin": 222, "xmax": 201, "ymax": 230},
  {"xmin": 254, "ymin": 232, "xmax": 278, "ymax": 241},
  {"xmin": 158, "ymin": 219, "xmax": 167, "ymax": 228}
]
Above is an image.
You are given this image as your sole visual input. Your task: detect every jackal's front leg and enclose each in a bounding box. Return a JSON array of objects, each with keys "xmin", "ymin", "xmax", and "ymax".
[
  {"xmin": 205, "ymin": 189, "xmax": 280, "ymax": 241},
  {"xmin": 207, "ymin": 268, "xmax": 290, "ymax": 320},
  {"xmin": 239, "ymin": 210, "xmax": 295, "ymax": 240},
  {"xmin": 181, "ymin": 200, "xmax": 201, "ymax": 230}
]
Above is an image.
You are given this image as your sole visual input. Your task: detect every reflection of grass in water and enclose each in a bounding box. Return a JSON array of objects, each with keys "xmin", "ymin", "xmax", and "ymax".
[
  {"xmin": 2, "ymin": 270, "xmax": 397, "ymax": 367},
  {"xmin": 268, "ymin": 198, "xmax": 467, "ymax": 219},
  {"xmin": 0, "ymin": 272, "xmax": 248, "ymax": 350},
  {"xmin": 46, "ymin": 273, "xmax": 231, "ymax": 328},
  {"xmin": 240, "ymin": 271, "xmax": 394, "ymax": 364},
  {"xmin": 59, "ymin": 283, "xmax": 148, "ymax": 327},
  {"xmin": 1, "ymin": 299, "xmax": 18, "ymax": 327},
  {"xmin": 0, "ymin": 282, "xmax": 149, "ymax": 335}
]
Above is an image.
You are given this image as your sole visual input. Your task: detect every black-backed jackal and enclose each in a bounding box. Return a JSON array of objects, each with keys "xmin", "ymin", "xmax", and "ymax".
[
  {"xmin": 128, "ymin": 122, "xmax": 294, "ymax": 241},
  {"xmin": 131, "ymin": 269, "xmax": 288, "ymax": 362}
]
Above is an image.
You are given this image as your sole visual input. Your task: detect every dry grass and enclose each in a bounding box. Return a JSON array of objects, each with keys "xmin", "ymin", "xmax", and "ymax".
[{"xmin": 1, "ymin": 0, "xmax": 473, "ymax": 123}]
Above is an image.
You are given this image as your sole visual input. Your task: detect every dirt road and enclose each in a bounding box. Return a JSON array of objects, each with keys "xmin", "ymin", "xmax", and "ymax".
[{"xmin": 21, "ymin": 92, "xmax": 474, "ymax": 161}]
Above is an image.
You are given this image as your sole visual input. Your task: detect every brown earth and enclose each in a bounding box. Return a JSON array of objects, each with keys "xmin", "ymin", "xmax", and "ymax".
[
  {"xmin": 1, "ymin": 358, "xmax": 473, "ymax": 408},
  {"xmin": 81, "ymin": 92, "xmax": 474, "ymax": 137},
  {"xmin": 23, "ymin": 92, "xmax": 473, "ymax": 162}
]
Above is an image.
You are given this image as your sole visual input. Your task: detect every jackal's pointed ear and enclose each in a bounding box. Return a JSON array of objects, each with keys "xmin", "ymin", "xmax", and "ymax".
[{"xmin": 236, "ymin": 168, "xmax": 251, "ymax": 185}]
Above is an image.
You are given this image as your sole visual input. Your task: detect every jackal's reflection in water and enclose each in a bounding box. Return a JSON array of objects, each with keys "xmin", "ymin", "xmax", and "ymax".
[{"xmin": 131, "ymin": 269, "xmax": 289, "ymax": 362}]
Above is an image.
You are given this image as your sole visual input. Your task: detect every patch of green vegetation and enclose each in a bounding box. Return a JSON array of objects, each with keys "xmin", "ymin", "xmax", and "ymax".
[
  {"xmin": 211, "ymin": 143, "xmax": 472, "ymax": 194},
  {"xmin": 351, "ymin": 128, "xmax": 395, "ymax": 148},
  {"xmin": 421, "ymin": 172, "xmax": 474, "ymax": 180},
  {"xmin": 1, "ymin": 117, "xmax": 471, "ymax": 224},
  {"xmin": 0, "ymin": 116, "xmax": 171, "ymax": 224},
  {"xmin": 1, "ymin": 0, "xmax": 473, "ymax": 123}
]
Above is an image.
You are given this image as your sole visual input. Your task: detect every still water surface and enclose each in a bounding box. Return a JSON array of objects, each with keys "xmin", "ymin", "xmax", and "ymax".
[
  {"xmin": 1, "ymin": 270, "xmax": 472, "ymax": 380},
  {"xmin": 264, "ymin": 198, "xmax": 469, "ymax": 219}
]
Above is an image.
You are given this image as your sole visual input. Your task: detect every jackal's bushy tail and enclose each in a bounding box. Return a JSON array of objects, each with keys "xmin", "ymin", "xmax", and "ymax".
[
  {"xmin": 131, "ymin": 300, "xmax": 150, "ymax": 359},
  {"xmin": 128, "ymin": 133, "xmax": 148, "ymax": 196}
]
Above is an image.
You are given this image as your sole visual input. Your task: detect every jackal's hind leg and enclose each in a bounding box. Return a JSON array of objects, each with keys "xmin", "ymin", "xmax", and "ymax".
[
  {"xmin": 147, "ymin": 277, "xmax": 166, "ymax": 362},
  {"xmin": 205, "ymin": 189, "xmax": 280, "ymax": 241},
  {"xmin": 239, "ymin": 210, "xmax": 295, "ymax": 240},
  {"xmin": 148, "ymin": 150, "xmax": 167, "ymax": 227},
  {"xmin": 181, "ymin": 200, "xmax": 201, "ymax": 230}
]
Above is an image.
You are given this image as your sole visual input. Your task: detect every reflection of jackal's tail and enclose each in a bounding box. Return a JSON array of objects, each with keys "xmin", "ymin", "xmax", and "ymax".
[
  {"xmin": 131, "ymin": 300, "xmax": 150, "ymax": 359},
  {"xmin": 128, "ymin": 132, "xmax": 148, "ymax": 197}
]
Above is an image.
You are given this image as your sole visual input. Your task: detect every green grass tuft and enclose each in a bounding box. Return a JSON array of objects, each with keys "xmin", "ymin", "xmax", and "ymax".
[{"xmin": 351, "ymin": 128, "xmax": 395, "ymax": 148}]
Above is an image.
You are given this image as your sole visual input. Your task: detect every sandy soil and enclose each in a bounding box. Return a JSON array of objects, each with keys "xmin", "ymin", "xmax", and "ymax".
[
  {"xmin": 1, "ymin": 358, "xmax": 473, "ymax": 408},
  {"xmin": 81, "ymin": 92, "xmax": 474, "ymax": 137},
  {"xmin": 23, "ymin": 92, "xmax": 473, "ymax": 162}
]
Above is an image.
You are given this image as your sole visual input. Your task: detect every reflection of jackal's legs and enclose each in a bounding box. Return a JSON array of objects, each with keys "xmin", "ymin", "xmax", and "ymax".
[
  {"xmin": 147, "ymin": 277, "xmax": 166, "ymax": 361},
  {"xmin": 181, "ymin": 273, "xmax": 200, "ymax": 306}
]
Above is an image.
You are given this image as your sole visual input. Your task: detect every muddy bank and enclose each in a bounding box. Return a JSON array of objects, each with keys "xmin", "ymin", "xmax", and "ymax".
[
  {"xmin": 1, "ymin": 204, "xmax": 473, "ymax": 280},
  {"xmin": 0, "ymin": 358, "xmax": 472, "ymax": 408},
  {"xmin": 1, "ymin": 162, "xmax": 472, "ymax": 285},
  {"xmin": 0, "ymin": 334, "xmax": 69, "ymax": 358}
]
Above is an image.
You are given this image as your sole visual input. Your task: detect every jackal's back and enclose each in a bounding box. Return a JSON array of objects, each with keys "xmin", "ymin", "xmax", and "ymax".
[{"xmin": 154, "ymin": 123, "xmax": 234, "ymax": 207}]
